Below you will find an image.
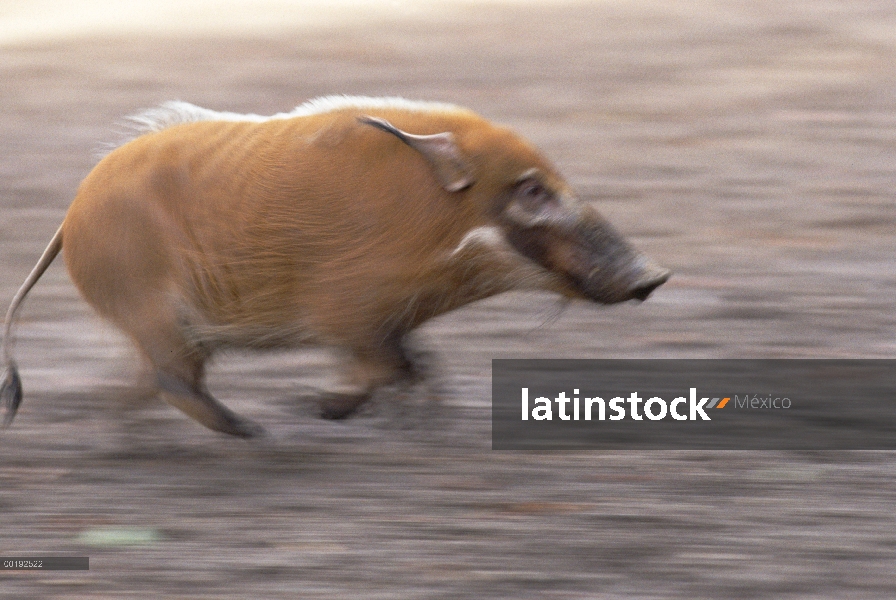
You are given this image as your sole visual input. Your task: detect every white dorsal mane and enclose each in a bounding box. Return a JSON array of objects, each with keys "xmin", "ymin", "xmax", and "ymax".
[{"xmin": 125, "ymin": 95, "xmax": 465, "ymax": 136}]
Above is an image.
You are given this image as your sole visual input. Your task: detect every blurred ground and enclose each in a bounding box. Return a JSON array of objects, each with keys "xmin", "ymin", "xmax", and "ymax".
[{"xmin": 1, "ymin": 0, "xmax": 895, "ymax": 597}]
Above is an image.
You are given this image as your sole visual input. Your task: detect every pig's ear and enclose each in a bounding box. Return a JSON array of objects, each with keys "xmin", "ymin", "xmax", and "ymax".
[{"xmin": 358, "ymin": 115, "xmax": 475, "ymax": 193}]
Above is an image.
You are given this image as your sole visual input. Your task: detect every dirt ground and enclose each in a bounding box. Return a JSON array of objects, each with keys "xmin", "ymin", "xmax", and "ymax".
[{"xmin": 1, "ymin": 1, "xmax": 895, "ymax": 597}]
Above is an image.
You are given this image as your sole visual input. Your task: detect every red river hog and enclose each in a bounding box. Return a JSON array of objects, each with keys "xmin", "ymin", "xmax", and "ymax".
[{"xmin": 1, "ymin": 96, "xmax": 669, "ymax": 437}]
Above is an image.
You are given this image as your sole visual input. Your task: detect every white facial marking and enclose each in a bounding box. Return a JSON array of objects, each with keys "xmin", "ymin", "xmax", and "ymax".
[
  {"xmin": 515, "ymin": 167, "xmax": 542, "ymax": 183},
  {"xmin": 447, "ymin": 226, "xmax": 570, "ymax": 296},
  {"xmin": 449, "ymin": 226, "xmax": 509, "ymax": 258}
]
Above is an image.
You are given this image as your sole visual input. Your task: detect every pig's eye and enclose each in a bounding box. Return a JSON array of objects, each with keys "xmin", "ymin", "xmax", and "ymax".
[{"xmin": 514, "ymin": 178, "xmax": 554, "ymax": 210}]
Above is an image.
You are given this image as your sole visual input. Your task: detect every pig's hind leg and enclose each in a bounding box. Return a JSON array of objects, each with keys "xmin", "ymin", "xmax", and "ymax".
[
  {"xmin": 155, "ymin": 365, "xmax": 265, "ymax": 438},
  {"xmin": 121, "ymin": 309, "xmax": 265, "ymax": 438}
]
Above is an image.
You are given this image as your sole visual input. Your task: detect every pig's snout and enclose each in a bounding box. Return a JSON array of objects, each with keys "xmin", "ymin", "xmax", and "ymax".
[
  {"xmin": 560, "ymin": 215, "xmax": 670, "ymax": 304},
  {"xmin": 626, "ymin": 262, "xmax": 671, "ymax": 301},
  {"xmin": 580, "ymin": 253, "xmax": 671, "ymax": 304}
]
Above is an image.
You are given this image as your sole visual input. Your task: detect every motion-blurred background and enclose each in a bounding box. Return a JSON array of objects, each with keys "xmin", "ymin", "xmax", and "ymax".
[{"xmin": 1, "ymin": 1, "xmax": 894, "ymax": 597}]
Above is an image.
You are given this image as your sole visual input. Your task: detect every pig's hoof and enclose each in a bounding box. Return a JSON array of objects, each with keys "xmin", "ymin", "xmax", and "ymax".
[
  {"xmin": 319, "ymin": 393, "xmax": 369, "ymax": 420},
  {"xmin": 222, "ymin": 416, "xmax": 267, "ymax": 439},
  {"xmin": 236, "ymin": 419, "xmax": 267, "ymax": 438}
]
